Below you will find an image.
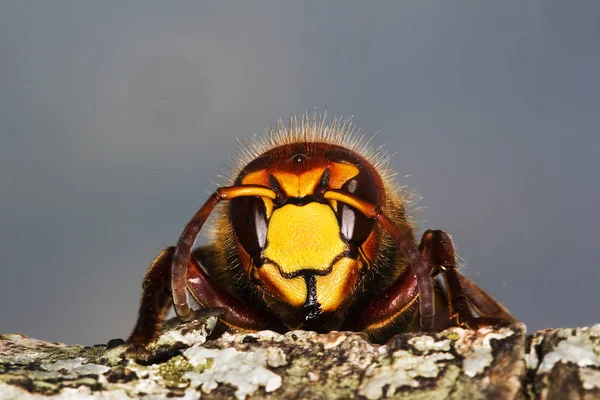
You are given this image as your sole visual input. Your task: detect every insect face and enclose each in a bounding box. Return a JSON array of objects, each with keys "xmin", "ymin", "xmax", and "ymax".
[{"xmin": 229, "ymin": 143, "xmax": 381, "ymax": 325}]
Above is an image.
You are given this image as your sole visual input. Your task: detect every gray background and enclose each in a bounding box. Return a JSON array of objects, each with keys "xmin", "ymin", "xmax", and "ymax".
[{"xmin": 1, "ymin": 1, "xmax": 599, "ymax": 345}]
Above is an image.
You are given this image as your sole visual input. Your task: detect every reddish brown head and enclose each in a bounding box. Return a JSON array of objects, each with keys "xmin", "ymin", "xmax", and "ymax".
[{"xmin": 228, "ymin": 140, "xmax": 388, "ymax": 324}]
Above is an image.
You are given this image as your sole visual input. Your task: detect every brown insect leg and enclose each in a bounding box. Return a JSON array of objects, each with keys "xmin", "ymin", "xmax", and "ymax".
[
  {"xmin": 353, "ymin": 267, "xmax": 420, "ymax": 334},
  {"xmin": 419, "ymin": 229, "xmax": 515, "ymax": 329},
  {"xmin": 377, "ymin": 213, "xmax": 435, "ymax": 330},
  {"xmin": 126, "ymin": 247, "xmax": 175, "ymax": 357},
  {"xmin": 458, "ymin": 273, "xmax": 516, "ymax": 322},
  {"xmin": 171, "ymin": 185, "xmax": 276, "ymax": 322},
  {"xmin": 186, "ymin": 255, "xmax": 284, "ymax": 332},
  {"xmin": 128, "ymin": 245, "xmax": 280, "ymax": 356}
]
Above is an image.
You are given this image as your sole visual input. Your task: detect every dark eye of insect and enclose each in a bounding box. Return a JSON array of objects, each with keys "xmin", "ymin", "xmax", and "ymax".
[
  {"xmin": 323, "ymin": 149, "xmax": 379, "ymax": 246},
  {"xmin": 229, "ymin": 197, "xmax": 268, "ymax": 258},
  {"xmin": 338, "ymin": 177, "xmax": 376, "ymax": 245}
]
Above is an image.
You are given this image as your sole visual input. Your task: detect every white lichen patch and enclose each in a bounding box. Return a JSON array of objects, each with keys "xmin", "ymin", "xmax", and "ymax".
[
  {"xmin": 538, "ymin": 335, "xmax": 600, "ymax": 373},
  {"xmin": 557, "ymin": 328, "xmax": 576, "ymax": 339},
  {"xmin": 125, "ymin": 361, "xmax": 177, "ymax": 397},
  {"xmin": 394, "ymin": 350, "xmax": 455, "ymax": 377},
  {"xmin": 525, "ymin": 334, "xmax": 545, "ymax": 370},
  {"xmin": 0, "ymin": 334, "xmax": 81, "ymax": 365},
  {"xmin": 155, "ymin": 329, "xmax": 207, "ymax": 348},
  {"xmin": 0, "ymin": 381, "xmax": 132, "ymax": 400},
  {"xmin": 265, "ymin": 347, "xmax": 287, "ymax": 368},
  {"xmin": 307, "ymin": 371, "xmax": 319, "ymax": 381},
  {"xmin": 345, "ymin": 345, "xmax": 376, "ymax": 369},
  {"xmin": 408, "ymin": 335, "xmax": 451, "ymax": 354},
  {"xmin": 181, "ymin": 389, "xmax": 202, "ymax": 400},
  {"xmin": 253, "ymin": 330, "xmax": 287, "ymax": 342},
  {"xmin": 103, "ymin": 345, "xmax": 130, "ymax": 366},
  {"xmin": 586, "ymin": 324, "xmax": 600, "ymax": 339},
  {"xmin": 358, "ymin": 348, "xmax": 454, "ymax": 400},
  {"xmin": 183, "ymin": 346, "xmax": 282, "ymax": 399},
  {"xmin": 219, "ymin": 330, "xmax": 286, "ymax": 345},
  {"xmin": 580, "ymin": 368, "xmax": 600, "ymax": 391},
  {"xmin": 284, "ymin": 330, "xmax": 321, "ymax": 344},
  {"xmin": 323, "ymin": 332, "xmax": 347, "ymax": 349},
  {"xmin": 41, "ymin": 357, "xmax": 87, "ymax": 372},
  {"xmin": 41, "ymin": 357, "xmax": 110, "ymax": 376},
  {"xmin": 152, "ymin": 315, "xmax": 218, "ymax": 348},
  {"xmin": 460, "ymin": 327, "xmax": 515, "ymax": 378}
]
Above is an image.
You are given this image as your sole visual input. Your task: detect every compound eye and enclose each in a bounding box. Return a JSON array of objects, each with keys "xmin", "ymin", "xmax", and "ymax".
[
  {"xmin": 338, "ymin": 178, "xmax": 376, "ymax": 246},
  {"xmin": 229, "ymin": 197, "xmax": 268, "ymax": 258}
]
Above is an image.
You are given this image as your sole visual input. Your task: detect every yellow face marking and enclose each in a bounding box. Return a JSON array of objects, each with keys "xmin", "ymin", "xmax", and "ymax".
[
  {"xmin": 273, "ymin": 163, "xmax": 360, "ymax": 197},
  {"xmin": 273, "ymin": 169, "xmax": 320, "ymax": 197},
  {"xmin": 315, "ymin": 257, "xmax": 359, "ymax": 313},
  {"xmin": 263, "ymin": 198, "xmax": 274, "ymax": 219},
  {"xmin": 241, "ymin": 169, "xmax": 268, "ymax": 187},
  {"xmin": 327, "ymin": 162, "xmax": 360, "ymax": 189},
  {"xmin": 328, "ymin": 199, "xmax": 338, "ymax": 213},
  {"xmin": 258, "ymin": 263, "xmax": 306, "ymax": 307},
  {"xmin": 240, "ymin": 162, "xmax": 360, "ymax": 196},
  {"xmin": 263, "ymin": 203, "xmax": 347, "ymax": 274},
  {"xmin": 273, "ymin": 168, "xmax": 325, "ymax": 197}
]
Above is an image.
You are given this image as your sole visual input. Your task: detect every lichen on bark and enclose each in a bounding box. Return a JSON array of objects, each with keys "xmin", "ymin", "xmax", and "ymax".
[{"xmin": 1, "ymin": 312, "xmax": 599, "ymax": 399}]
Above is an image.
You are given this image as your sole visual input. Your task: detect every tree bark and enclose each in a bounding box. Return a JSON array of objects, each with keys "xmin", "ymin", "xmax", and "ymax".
[{"xmin": 1, "ymin": 313, "xmax": 599, "ymax": 399}]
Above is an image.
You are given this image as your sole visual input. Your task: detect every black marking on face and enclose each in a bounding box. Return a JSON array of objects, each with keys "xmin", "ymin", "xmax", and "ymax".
[
  {"xmin": 268, "ymin": 174, "xmax": 286, "ymax": 205},
  {"xmin": 262, "ymin": 250, "xmax": 355, "ymax": 279},
  {"xmin": 302, "ymin": 273, "xmax": 322, "ymax": 322},
  {"xmin": 281, "ymin": 195, "xmax": 327, "ymax": 207},
  {"xmin": 319, "ymin": 168, "xmax": 331, "ymax": 187}
]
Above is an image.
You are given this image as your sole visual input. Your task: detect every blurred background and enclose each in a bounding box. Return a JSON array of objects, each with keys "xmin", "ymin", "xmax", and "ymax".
[{"xmin": 1, "ymin": 1, "xmax": 599, "ymax": 345}]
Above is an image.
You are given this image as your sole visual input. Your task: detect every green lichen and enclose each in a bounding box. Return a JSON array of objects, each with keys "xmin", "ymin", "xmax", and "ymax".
[
  {"xmin": 445, "ymin": 331, "xmax": 460, "ymax": 341},
  {"xmin": 31, "ymin": 380, "xmax": 60, "ymax": 395},
  {"xmin": 157, "ymin": 355, "xmax": 194, "ymax": 388}
]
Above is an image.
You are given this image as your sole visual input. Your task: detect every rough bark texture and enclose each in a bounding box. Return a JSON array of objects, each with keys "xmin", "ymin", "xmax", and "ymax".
[{"xmin": 1, "ymin": 313, "xmax": 599, "ymax": 399}]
